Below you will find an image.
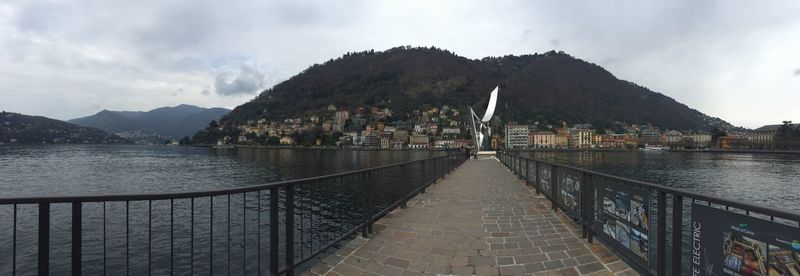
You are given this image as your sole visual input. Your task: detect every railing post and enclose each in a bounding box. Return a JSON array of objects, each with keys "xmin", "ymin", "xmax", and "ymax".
[
  {"xmin": 672, "ymin": 195, "xmax": 683, "ymax": 275},
  {"xmin": 535, "ymin": 161, "xmax": 541, "ymax": 195},
  {"xmin": 285, "ymin": 186, "xmax": 295, "ymax": 275},
  {"xmin": 72, "ymin": 202, "xmax": 82, "ymax": 276},
  {"xmin": 551, "ymin": 166, "xmax": 558, "ymax": 210},
  {"xmin": 361, "ymin": 172, "xmax": 370, "ymax": 237},
  {"xmin": 367, "ymin": 171, "xmax": 374, "ymax": 234},
  {"xmin": 524, "ymin": 158, "xmax": 530, "ymax": 185},
  {"xmin": 657, "ymin": 192, "xmax": 667, "ymax": 276},
  {"xmin": 269, "ymin": 187, "xmax": 279, "ymax": 275},
  {"xmin": 39, "ymin": 203, "xmax": 50, "ymax": 276}
]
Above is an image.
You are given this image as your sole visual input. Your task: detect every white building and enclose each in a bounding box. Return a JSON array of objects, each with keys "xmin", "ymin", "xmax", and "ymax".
[{"xmin": 505, "ymin": 124, "xmax": 530, "ymax": 149}]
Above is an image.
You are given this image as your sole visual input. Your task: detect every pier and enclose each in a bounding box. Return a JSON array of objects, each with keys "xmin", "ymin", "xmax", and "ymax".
[
  {"xmin": 307, "ymin": 159, "xmax": 635, "ymax": 275},
  {"xmin": 2, "ymin": 151, "xmax": 799, "ymax": 275}
]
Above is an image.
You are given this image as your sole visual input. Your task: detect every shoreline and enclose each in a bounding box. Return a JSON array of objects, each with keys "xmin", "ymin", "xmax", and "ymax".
[{"xmin": 668, "ymin": 149, "xmax": 800, "ymax": 155}]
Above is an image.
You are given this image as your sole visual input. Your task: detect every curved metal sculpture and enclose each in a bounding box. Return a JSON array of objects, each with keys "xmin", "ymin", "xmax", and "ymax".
[{"xmin": 468, "ymin": 86, "xmax": 498, "ymax": 152}]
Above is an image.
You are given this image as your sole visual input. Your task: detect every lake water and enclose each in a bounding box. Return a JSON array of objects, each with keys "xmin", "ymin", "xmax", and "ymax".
[
  {"xmin": 0, "ymin": 145, "xmax": 444, "ymax": 275},
  {"xmin": 523, "ymin": 151, "xmax": 800, "ymax": 213},
  {"xmin": 2, "ymin": 146, "xmax": 799, "ymax": 275},
  {"xmin": 0, "ymin": 145, "xmax": 443, "ymax": 197}
]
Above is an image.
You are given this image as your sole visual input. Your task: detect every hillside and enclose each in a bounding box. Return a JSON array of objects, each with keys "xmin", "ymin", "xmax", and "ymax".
[
  {"xmin": 0, "ymin": 111, "xmax": 127, "ymax": 144},
  {"xmin": 70, "ymin": 104, "xmax": 230, "ymax": 139},
  {"xmin": 221, "ymin": 46, "xmax": 735, "ymax": 132}
]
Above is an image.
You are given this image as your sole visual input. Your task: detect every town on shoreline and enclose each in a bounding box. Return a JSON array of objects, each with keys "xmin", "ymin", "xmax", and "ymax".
[{"xmin": 194, "ymin": 104, "xmax": 800, "ymax": 151}]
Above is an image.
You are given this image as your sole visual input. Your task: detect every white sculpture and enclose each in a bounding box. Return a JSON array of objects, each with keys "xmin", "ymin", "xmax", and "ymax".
[{"xmin": 468, "ymin": 86, "xmax": 498, "ymax": 151}]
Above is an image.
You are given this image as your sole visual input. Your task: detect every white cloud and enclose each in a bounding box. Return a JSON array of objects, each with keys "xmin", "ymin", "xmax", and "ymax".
[
  {"xmin": 214, "ymin": 65, "xmax": 266, "ymax": 96},
  {"xmin": 0, "ymin": 0, "xmax": 798, "ymax": 128}
]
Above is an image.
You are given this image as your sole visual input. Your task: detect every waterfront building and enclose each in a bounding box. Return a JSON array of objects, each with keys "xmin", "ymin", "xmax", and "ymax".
[
  {"xmin": 435, "ymin": 140, "xmax": 456, "ymax": 148},
  {"xmin": 591, "ymin": 133, "xmax": 602, "ymax": 147},
  {"xmin": 752, "ymin": 123, "xmax": 800, "ymax": 144},
  {"xmin": 426, "ymin": 123, "xmax": 439, "ymax": 134},
  {"xmin": 333, "ymin": 110, "xmax": 350, "ymax": 132},
  {"xmin": 279, "ymin": 136, "xmax": 295, "ymax": 145},
  {"xmin": 569, "ymin": 129, "xmax": 593, "ymax": 148},
  {"xmin": 531, "ymin": 131, "xmax": 556, "ymax": 148},
  {"xmin": 352, "ymin": 135, "xmax": 364, "ymax": 146},
  {"xmin": 363, "ymin": 134, "xmax": 379, "ymax": 147},
  {"xmin": 665, "ymin": 130, "xmax": 683, "ymax": 145},
  {"xmin": 441, "ymin": 127, "xmax": 461, "ymax": 135},
  {"xmin": 554, "ymin": 131, "xmax": 569, "ymax": 148},
  {"xmin": 491, "ymin": 135, "xmax": 503, "ymax": 150},
  {"xmin": 409, "ymin": 134, "xmax": 430, "ymax": 148},
  {"xmin": 689, "ymin": 132, "xmax": 712, "ymax": 148},
  {"xmin": 717, "ymin": 135, "xmax": 745, "ymax": 149},
  {"xmin": 505, "ymin": 124, "xmax": 530, "ymax": 149},
  {"xmin": 393, "ymin": 130, "xmax": 409, "ymax": 143},
  {"xmin": 640, "ymin": 128, "xmax": 662, "ymax": 146}
]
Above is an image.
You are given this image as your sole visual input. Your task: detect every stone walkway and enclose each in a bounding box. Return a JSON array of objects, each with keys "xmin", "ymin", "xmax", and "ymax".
[{"xmin": 305, "ymin": 158, "xmax": 636, "ymax": 276}]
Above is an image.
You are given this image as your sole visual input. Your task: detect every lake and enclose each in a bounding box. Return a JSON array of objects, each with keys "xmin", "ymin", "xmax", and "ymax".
[
  {"xmin": 0, "ymin": 145, "xmax": 443, "ymax": 197},
  {"xmin": 0, "ymin": 145, "xmax": 445, "ymax": 275},
  {"xmin": 522, "ymin": 150, "xmax": 800, "ymax": 213}
]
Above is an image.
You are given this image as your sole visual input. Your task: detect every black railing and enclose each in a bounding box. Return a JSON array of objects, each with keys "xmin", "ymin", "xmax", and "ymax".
[
  {"xmin": 498, "ymin": 151, "xmax": 800, "ymax": 276},
  {"xmin": 0, "ymin": 153, "xmax": 466, "ymax": 275}
]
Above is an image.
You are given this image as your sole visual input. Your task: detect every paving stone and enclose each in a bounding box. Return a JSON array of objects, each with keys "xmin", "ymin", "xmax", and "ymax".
[
  {"xmin": 475, "ymin": 265, "xmax": 500, "ymax": 276},
  {"xmin": 577, "ymin": 262, "xmax": 608, "ymax": 274},
  {"xmin": 306, "ymin": 160, "xmax": 631, "ymax": 276},
  {"xmin": 384, "ymin": 257, "xmax": 410, "ymax": 269},
  {"xmin": 496, "ymin": 256, "xmax": 515, "ymax": 265},
  {"xmin": 331, "ymin": 263, "xmax": 363, "ymax": 276},
  {"xmin": 499, "ymin": 264, "xmax": 525, "ymax": 275}
]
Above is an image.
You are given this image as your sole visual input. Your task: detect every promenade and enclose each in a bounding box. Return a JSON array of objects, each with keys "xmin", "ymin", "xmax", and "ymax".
[{"xmin": 305, "ymin": 158, "xmax": 636, "ymax": 276}]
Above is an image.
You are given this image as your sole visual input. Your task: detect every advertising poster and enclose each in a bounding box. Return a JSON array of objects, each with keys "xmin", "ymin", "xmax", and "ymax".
[
  {"xmin": 595, "ymin": 185, "xmax": 650, "ymax": 263},
  {"xmin": 540, "ymin": 166, "xmax": 551, "ymax": 195},
  {"xmin": 690, "ymin": 204, "xmax": 800, "ymax": 276},
  {"xmin": 559, "ymin": 172, "xmax": 581, "ymax": 216}
]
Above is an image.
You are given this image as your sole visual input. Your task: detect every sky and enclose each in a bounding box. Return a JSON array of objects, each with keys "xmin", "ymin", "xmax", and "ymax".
[{"xmin": 0, "ymin": 0, "xmax": 798, "ymax": 128}]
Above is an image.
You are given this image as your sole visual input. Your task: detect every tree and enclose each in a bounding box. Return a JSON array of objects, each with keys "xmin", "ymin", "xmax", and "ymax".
[
  {"xmin": 711, "ymin": 127, "xmax": 727, "ymax": 143},
  {"xmin": 179, "ymin": 136, "xmax": 191, "ymax": 145},
  {"xmin": 266, "ymin": 136, "xmax": 280, "ymax": 145}
]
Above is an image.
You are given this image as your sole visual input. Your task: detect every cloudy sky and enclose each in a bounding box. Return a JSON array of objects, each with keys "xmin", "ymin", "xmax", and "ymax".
[{"xmin": 1, "ymin": 0, "xmax": 798, "ymax": 128}]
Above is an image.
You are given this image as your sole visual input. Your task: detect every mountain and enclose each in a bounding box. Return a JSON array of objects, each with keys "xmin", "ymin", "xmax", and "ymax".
[
  {"xmin": 0, "ymin": 111, "xmax": 127, "ymax": 144},
  {"xmin": 70, "ymin": 104, "xmax": 230, "ymax": 139},
  {"xmin": 220, "ymin": 46, "xmax": 736, "ymax": 133}
]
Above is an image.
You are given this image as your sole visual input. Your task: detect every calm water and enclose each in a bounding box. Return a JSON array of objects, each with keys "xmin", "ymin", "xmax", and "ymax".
[
  {"xmin": 0, "ymin": 145, "xmax": 443, "ymax": 197},
  {"xmin": 525, "ymin": 150, "xmax": 800, "ymax": 214},
  {"xmin": 0, "ymin": 145, "xmax": 444, "ymax": 275}
]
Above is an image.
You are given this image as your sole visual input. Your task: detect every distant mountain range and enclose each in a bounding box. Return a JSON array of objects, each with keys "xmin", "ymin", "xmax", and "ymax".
[
  {"xmin": 221, "ymin": 46, "xmax": 739, "ymax": 132},
  {"xmin": 1, "ymin": 111, "xmax": 127, "ymax": 144},
  {"xmin": 70, "ymin": 104, "xmax": 230, "ymax": 139}
]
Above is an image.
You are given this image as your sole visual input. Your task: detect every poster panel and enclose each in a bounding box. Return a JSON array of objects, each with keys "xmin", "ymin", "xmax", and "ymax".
[
  {"xmin": 540, "ymin": 165, "xmax": 551, "ymax": 195},
  {"xmin": 594, "ymin": 183, "xmax": 650, "ymax": 264},
  {"xmin": 690, "ymin": 204, "xmax": 800, "ymax": 276},
  {"xmin": 559, "ymin": 171, "xmax": 581, "ymax": 217}
]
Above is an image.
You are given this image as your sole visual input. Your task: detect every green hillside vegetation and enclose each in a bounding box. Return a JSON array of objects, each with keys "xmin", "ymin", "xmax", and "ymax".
[
  {"xmin": 194, "ymin": 46, "xmax": 739, "ymax": 144},
  {"xmin": 0, "ymin": 111, "xmax": 128, "ymax": 144}
]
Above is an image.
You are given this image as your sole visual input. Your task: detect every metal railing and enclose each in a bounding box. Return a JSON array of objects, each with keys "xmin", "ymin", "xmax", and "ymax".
[
  {"xmin": 497, "ymin": 151, "xmax": 800, "ymax": 275},
  {"xmin": 0, "ymin": 153, "xmax": 467, "ymax": 275}
]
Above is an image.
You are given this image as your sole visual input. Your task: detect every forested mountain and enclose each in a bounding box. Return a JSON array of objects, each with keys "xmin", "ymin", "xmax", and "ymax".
[
  {"xmin": 221, "ymin": 46, "xmax": 735, "ymax": 132},
  {"xmin": 0, "ymin": 111, "xmax": 127, "ymax": 144},
  {"xmin": 70, "ymin": 104, "xmax": 230, "ymax": 139}
]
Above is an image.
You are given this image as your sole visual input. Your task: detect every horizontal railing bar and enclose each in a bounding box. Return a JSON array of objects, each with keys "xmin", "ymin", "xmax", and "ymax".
[
  {"xmin": 0, "ymin": 153, "xmax": 464, "ymax": 204},
  {"xmin": 500, "ymin": 152, "xmax": 800, "ymax": 224}
]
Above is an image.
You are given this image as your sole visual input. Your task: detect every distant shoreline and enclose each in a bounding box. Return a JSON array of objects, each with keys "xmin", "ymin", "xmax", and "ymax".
[
  {"xmin": 668, "ymin": 149, "xmax": 800, "ymax": 155},
  {"xmin": 194, "ymin": 144, "xmax": 462, "ymax": 152}
]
